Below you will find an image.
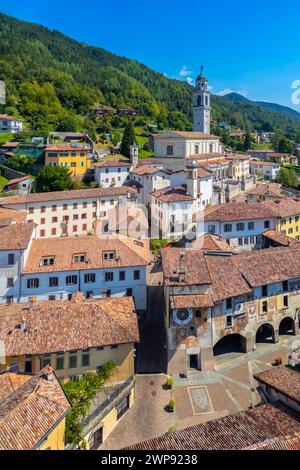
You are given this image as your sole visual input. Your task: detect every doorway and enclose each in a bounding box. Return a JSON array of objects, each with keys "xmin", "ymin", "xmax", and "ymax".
[
  {"xmin": 189, "ymin": 354, "xmax": 198, "ymax": 370},
  {"xmin": 89, "ymin": 427, "xmax": 103, "ymax": 450}
]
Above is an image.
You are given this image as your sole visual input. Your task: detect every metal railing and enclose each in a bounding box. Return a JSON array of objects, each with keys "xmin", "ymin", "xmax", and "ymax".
[{"xmin": 81, "ymin": 377, "xmax": 134, "ymax": 431}]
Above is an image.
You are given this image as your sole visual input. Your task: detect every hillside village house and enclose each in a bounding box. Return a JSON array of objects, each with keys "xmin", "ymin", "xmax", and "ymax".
[
  {"xmin": 0, "ymin": 186, "xmax": 137, "ymax": 238},
  {"xmin": 0, "ymin": 229, "xmax": 149, "ymax": 310},
  {"xmin": 0, "ymin": 114, "xmax": 23, "ymax": 133},
  {"xmin": 151, "ymin": 161, "xmax": 201, "ymax": 240},
  {"xmin": 0, "ymin": 296, "xmax": 139, "ymax": 449},
  {"xmin": 0, "ymin": 367, "xmax": 70, "ymax": 450},
  {"xmin": 0, "ymin": 223, "xmax": 36, "ymax": 306},
  {"xmin": 3, "ymin": 175, "xmax": 32, "ymax": 194},
  {"xmin": 269, "ymin": 197, "xmax": 300, "ymax": 240},
  {"xmin": 250, "ymin": 160, "xmax": 281, "ymax": 181},
  {"xmin": 202, "ymin": 201, "xmax": 277, "ymax": 251},
  {"xmin": 161, "ymin": 244, "xmax": 300, "ymax": 374},
  {"xmin": 45, "ymin": 143, "xmax": 91, "ymax": 176},
  {"xmin": 248, "ymin": 149, "xmax": 298, "ymax": 165},
  {"xmin": 93, "ymin": 160, "xmax": 133, "ymax": 188},
  {"xmin": 245, "ymin": 182, "xmax": 284, "ymax": 203}
]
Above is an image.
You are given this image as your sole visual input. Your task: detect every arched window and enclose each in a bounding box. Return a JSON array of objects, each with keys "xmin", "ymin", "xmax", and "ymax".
[
  {"xmin": 205, "ymin": 95, "xmax": 209, "ymax": 106},
  {"xmin": 195, "ymin": 145, "xmax": 199, "ymax": 154},
  {"xmin": 197, "ymin": 95, "xmax": 202, "ymax": 106}
]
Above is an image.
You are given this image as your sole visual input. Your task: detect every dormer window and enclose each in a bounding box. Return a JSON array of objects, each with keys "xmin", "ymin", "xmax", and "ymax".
[
  {"xmin": 40, "ymin": 256, "xmax": 55, "ymax": 266},
  {"xmin": 72, "ymin": 253, "xmax": 86, "ymax": 263},
  {"xmin": 103, "ymin": 251, "xmax": 115, "ymax": 260}
]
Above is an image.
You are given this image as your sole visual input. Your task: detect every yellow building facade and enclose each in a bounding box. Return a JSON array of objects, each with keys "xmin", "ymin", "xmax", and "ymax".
[
  {"xmin": 277, "ymin": 213, "xmax": 300, "ymax": 240},
  {"xmin": 45, "ymin": 144, "xmax": 91, "ymax": 176},
  {"xmin": 37, "ymin": 418, "xmax": 67, "ymax": 451}
]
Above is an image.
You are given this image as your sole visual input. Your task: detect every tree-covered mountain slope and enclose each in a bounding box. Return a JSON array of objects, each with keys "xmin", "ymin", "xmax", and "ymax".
[{"xmin": 1, "ymin": 12, "xmax": 300, "ymax": 141}]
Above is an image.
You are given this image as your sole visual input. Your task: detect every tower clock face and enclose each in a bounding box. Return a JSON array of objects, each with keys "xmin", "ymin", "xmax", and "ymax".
[{"xmin": 172, "ymin": 308, "xmax": 193, "ymax": 325}]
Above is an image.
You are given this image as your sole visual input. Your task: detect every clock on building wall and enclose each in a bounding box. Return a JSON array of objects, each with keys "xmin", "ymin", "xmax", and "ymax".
[{"xmin": 172, "ymin": 308, "xmax": 193, "ymax": 325}]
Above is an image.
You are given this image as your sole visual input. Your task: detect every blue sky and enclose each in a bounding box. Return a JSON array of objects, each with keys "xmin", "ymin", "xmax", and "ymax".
[{"xmin": 1, "ymin": 0, "xmax": 300, "ymax": 109}]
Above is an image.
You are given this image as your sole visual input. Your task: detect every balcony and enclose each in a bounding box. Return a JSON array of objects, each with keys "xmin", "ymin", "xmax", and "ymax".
[{"xmin": 81, "ymin": 377, "xmax": 134, "ymax": 435}]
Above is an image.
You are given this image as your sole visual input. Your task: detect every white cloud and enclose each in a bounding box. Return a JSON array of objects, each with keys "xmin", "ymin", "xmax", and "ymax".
[
  {"xmin": 179, "ymin": 65, "xmax": 193, "ymax": 77},
  {"xmin": 216, "ymin": 88, "xmax": 247, "ymax": 97},
  {"xmin": 186, "ymin": 77, "xmax": 194, "ymax": 86}
]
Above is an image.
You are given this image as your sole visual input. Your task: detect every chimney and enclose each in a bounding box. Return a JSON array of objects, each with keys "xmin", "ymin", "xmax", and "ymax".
[
  {"xmin": 70, "ymin": 291, "xmax": 84, "ymax": 303},
  {"xmin": 43, "ymin": 365, "xmax": 54, "ymax": 381}
]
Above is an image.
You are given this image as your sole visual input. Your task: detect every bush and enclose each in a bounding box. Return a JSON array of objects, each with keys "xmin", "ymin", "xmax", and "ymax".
[
  {"xmin": 168, "ymin": 427, "xmax": 177, "ymax": 433},
  {"xmin": 166, "ymin": 376, "xmax": 174, "ymax": 389},
  {"xmin": 168, "ymin": 399, "xmax": 176, "ymax": 412}
]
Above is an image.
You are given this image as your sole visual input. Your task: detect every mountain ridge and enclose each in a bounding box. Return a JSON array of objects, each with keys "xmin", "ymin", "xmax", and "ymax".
[{"xmin": 1, "ymin": 12, "xmax": 300, "ymax": 141}]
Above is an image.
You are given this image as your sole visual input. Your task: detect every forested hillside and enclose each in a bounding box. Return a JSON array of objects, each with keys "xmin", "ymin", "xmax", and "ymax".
[{"xmin": 1, "ymin": 12, "xmax": 300, "ymax": 142}]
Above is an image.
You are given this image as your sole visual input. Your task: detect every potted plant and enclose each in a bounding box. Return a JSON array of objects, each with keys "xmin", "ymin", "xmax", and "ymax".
[
  {"xmin": 168, "ymin": 399, "xmax": 176, "ymax": 413},
  {"xmin": 165, "ymin": 376, "xmax": 174, "ymax": 390}
]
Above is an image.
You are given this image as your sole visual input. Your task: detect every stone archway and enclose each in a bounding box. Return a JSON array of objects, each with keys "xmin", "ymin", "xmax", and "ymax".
[
  {"xmin": 213, "ymin": 334, "xmax": 247, "ymax": 357},
  {"xmin": 256, "ymin": 323, "xmax": 276, "ymax": 344},
  {"xmin": 279, "ymin": 316, "xmax": 295, "ymax": 336}
]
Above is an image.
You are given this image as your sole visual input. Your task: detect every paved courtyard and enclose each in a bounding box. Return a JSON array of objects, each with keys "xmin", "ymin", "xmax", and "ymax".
[{"xmin": 100, "ymin": 335, "xmax": 300, "ymax": 450}]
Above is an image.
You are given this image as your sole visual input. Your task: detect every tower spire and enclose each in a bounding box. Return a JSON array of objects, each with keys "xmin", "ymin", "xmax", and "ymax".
[{"xmin": 193, "ymin": 66, "xmax": 211, "ymax": 134}]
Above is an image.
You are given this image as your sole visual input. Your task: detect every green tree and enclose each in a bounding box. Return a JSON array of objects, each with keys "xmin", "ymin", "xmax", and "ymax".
[
  {"xmin": 277, "ymin": 137, "xmax": 294, "ymax": 154},
  {"xmin": 34, "ymin": 165, "xmax": 74, "ymax": 192},
  {"xmin": 276, "ymin": 167, "xmax": 299, "ymax": 189},
  {"xmin": 120, "ymin": 121, "xmax": 136, "ymax": 157},
  {"xmin": 243, "ymin": 132, "xmax": 252, "ymax": 151},
  {"xmin": 63, "ymin": 362, "xmax": 116, "ymax": 449}
]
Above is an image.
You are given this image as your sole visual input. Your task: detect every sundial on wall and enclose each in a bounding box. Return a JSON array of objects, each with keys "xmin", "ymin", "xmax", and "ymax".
[{"xmin": 172, "ymin": 308, "xmax": 193, "ymax": 326}]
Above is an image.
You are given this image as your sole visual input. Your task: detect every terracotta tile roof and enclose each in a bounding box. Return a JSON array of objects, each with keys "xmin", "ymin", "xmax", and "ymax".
[
  {"xmin": 250, "ymin": 161, "xmax": 279, "ymax": 166},
  {"xmin": 187, "ymin": 152, "xmax": 224, "ymax": 160},
  {"xmin": 254, "ymin": 366, "xmax": 300, "ymax": 404},
  {"xmin": 191, "ymin": 233, "xmax": 237, "ymax": 253},
  {"xmin": 0, "ymin": 368, "xmax": 70, "ymax": 450},
  {"xmin": 246, "ymin": 435, "xmax": 300, "ymax": 450},
  {"xmin": 0, "ymin": 207, "xmax": 26, "ymax": 224},
  {"xmin": 93, "ymin": 160, "xmax": 131, "ymax": 168},
  {"xmin": 0, "ymin": 115, "xmax": 22, "ymax": 122},
  {"xmin": 263, "ymin": 229, "xmax": 300, "ymax": 248},
  {"xmin": 0, "ymin": 296, "xmax": 139, "ymax": 356},
  {"xmin": 131, "ymin": 166, "xmax": 163, "ymax": 176},
  {"xmin": 152, "ymin": 186, "xmax": 195, "ymax": 203},
  {"xmin": 204, "ymin": 201, "xmax": 276, "ymax": 222},
  {"xmin": 267, "ymin": 197, "xmax": 300, "ymax": 218},
  {"xmin": 197, "ymin": 167, "xmax": 213, "ymax": 178},
  {"xmin": 45, "ymin": 144, "xmax": 89, "ymax": 152},
  {"xmin": 5, "ymin": 176, "xmax": 32, "ymax": 186},
  {"xmin": 0, "ymin": 223, "xmax": 34, "ymax": 250},
  {"xmin": 162, "ymin": 248, "xmax": 251, "ymax": 300},
  {"xmin": 205, "ymin": 254, "xmax": 252, "ymax": 302},
  {"xmin": 0, "ymin": 186, "xmax": 136, "ymax": 206},
  {"xmin": 162, "ymin": 248, "xmax": 211, "ymax": 286},
  {"xmin": 232, "ymin": 249, "xmax": 300, "ymax": 287},
  {"xmin": 225, "ymin": 153, "xmax": 250, "ymax": 161},
  {"xmin": 170, "ymin": 294, "xmax": 214, "ymax": 309},
  {"xmin": 155, "ymin": 131, "xmax": 220, "ymax": 140},
  {"xmin": 198, "ymin": 158, "xmax": 229, "ymax": 166},
  {"xmin": 124, "ymin": 404, "xmax": 300, "ymax": 451},
  {"xmin": 24, "ymin": 234, "xmax": 149, "ymax": 273},
  {"xmin": 1, "ymin": 141, "xmax": 20, "ymax": 148},
  {"xmin": 246, "ymin": 183, "xmax": 283, "ymax": 197}
]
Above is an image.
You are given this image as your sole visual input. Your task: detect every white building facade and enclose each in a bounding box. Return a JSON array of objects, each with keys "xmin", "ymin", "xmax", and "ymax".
[
  {"xmin": 0, "ymin": 187, "xmax": 137, "ymax": 239},
  {"xmin": 0, "ymin": 114, "xmax": 23, "ymax": 133}
]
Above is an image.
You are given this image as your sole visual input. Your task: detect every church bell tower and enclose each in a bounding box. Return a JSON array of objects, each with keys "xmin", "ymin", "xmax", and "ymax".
[{"xmin": 193, "ymin": 66, "xmax": 211, "ymax": 134}]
